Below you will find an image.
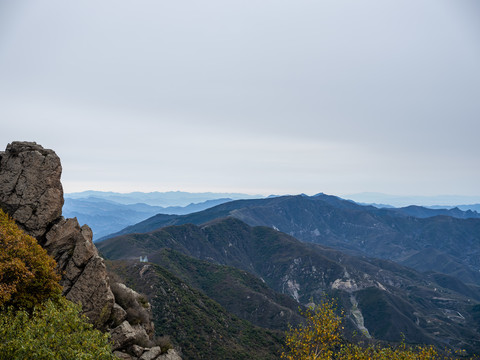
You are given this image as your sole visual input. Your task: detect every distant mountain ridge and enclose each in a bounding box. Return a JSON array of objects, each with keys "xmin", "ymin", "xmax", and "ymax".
[
  {"xmin": 99, "ymin": 193, "xmax": 480, "ymax": 286},
  {"xmin": 63, "ymin": 197, "xmax": 234, "ymax": 240},
  {"xmin": 69, "ymin": 191, "xmax": 479, "ymax": 241},
  {"xmin": 386, "ymin": 205, "xmax": 480, "ymax": 219},
  {"xmin": 66, "ymin": 190, "xmax": 263, "ymax": 207},
  {"xmin": 345, "ymin": 192, "xmax": 480, "ymax": 209}
]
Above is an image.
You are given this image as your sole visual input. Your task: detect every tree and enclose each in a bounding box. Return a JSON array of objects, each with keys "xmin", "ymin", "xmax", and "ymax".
[
  {"xmin": 0, "ymin": 208, "xmax": 61, "ymax": 310},
  {"xmin": 280, "ymin": 298, "xmax": 457, "ymax": 360},
  {"xmin": 281, "ymin": 298, "xmax": 344, "ymax": 360}
]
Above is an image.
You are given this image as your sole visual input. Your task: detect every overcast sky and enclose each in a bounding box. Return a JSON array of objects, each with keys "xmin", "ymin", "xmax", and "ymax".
[{"xmin": 1, "ymin": 0, "xmax": 479, "ymax": 197}]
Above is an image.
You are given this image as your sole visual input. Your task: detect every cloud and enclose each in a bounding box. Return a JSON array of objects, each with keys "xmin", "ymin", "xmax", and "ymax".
[{"xmin": 0, "ymin": 0, "xmax": 479, "ymax": 196}]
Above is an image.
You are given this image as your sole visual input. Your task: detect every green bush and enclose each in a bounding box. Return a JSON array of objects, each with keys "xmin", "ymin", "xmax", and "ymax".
[{"xmin": 0, "ymin": 296, "xmax": 117, "ymax": 360}]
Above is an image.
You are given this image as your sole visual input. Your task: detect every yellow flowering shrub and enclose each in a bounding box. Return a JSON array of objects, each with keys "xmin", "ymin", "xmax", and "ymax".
[{"xmin": 0, "ymin": 208, "xmax": 61, "ymax": 310}]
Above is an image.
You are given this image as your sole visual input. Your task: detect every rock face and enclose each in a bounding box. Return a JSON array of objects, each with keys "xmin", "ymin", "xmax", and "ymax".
[
  {"xmin": 0, "ymin": 141, "xmax": 63, "ymax": 238},
  {"xmin": 0, "ymin": 141, "xmax": 114, "ymax": 328},
  {"xmin": 44, "ymin": 217, "xmax": 115, "ymax": 326},
  {"xmin": 0, "ymin": 141, "xmax": 181, "ymax": 359}
]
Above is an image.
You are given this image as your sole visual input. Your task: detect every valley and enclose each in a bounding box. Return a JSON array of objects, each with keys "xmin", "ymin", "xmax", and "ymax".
[{"xmin": 99, "ymin": 216, "xmax": 480, "ymax": 354}]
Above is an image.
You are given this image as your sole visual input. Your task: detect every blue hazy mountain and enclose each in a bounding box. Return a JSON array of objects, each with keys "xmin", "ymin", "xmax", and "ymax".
[
  {"xmin": 382, "ymin": 205, "xmax": 480, "ymax": 219},
  {"xmin": 63, "ymin": 196, "xmax": 235, "ymax": 240},
  {"xmin": 65, "ymin": 190, "xmax": 263, "ymax": 207},
  {"xmin": 345, "ymin": 192, "xmax": 480, "ymax": 209}
]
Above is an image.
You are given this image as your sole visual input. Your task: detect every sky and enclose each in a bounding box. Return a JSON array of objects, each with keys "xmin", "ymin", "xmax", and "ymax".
[{"xmin": 1, "ymin": 0, "xmax": 479, "ymax": 198}]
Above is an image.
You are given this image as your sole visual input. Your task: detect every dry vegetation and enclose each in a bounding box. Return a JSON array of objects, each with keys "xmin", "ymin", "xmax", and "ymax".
[
  {"xmin": 0, "ymin": 209, "xmax": 61, "ymax": 310},
  {"xmin": 281, "ymin": 298, "xmax": 475, "ymax": 360}
]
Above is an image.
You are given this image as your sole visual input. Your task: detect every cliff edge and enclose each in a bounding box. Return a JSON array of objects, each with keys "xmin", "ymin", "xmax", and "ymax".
[{"xmin": 0, "ymin": 141, "xmax": 180, "ymax": 360}]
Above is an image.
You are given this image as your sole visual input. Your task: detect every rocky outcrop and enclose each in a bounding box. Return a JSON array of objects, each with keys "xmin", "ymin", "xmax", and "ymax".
[
  {"xmin": 0, "ymin": 141, "xmax": 115, "ymax": 329},
  {"xmin": 43, "ymin": 217, "xmax": 115, "ymax": 326},
  {"xmin": 0, "ymin": 141, "xmax": 181, "ymax": 360},
  {"xmin": 0, "ymin": 142, "xmax": 63, "ymax": 238}
]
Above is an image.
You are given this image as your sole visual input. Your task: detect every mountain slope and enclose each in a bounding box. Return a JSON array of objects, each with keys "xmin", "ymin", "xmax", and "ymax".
[
  {"xmin": 107, "ymin": 260, "xmax": 284, "ymax": 360},
  {"xmin": 98, "ymin": 218, "xmax": 480, "ymax": 353},
  {"xmin": 99, "ymin": 194, "xmax": 480, "ymax": 285},
  {"xmin": 149, "ymin": 248, "xmax": 303, "ymax": 331}
]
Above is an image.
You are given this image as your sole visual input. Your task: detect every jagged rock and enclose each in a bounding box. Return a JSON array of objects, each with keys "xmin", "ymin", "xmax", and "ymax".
[
  {"xmin": 0, "ymin": 141, "xmax": 63, "ymax": 238},
  {"xmin": 157, "ymin": 349, "xmax": 182, "ymax": 360},
  {"xmin": 115, "ymin": 283, "xmax": 152, "ymax": 311},
  {"xmin": 139, "ymin": 346, "xmax": 162, "ymax": 360},
  {"xmin": 113, "ymin": 351, "xmax": 136, "ymax": 360},
  {"xmin": 66, "ymin": 255, "xmax": 114, "ymax": 326},
  {"xmin": 130, "ymin": 344, "xmax": 146, "ymax": 357},
  {"xmin": 112, "ymin": 321, "xmax": 138, "ymax": 350},
  {"xmin": 44, "ymin": 218, "xmax": 96, "ymax": 269},
  {"xmin": 43, "ymin": 216, "xmax": 114, "ymax": 327},
  {"xmin": 111, "ymin": 303, "xmax": 128, "ymax": 327},
  {"xmin": 132, "ymin": 324, "xmax": 150, "ymax": 346},
  {"xmin": 111, "ymin": 282, "xmax": 155, "ymax": 337},
  {"xmin": 111, "ymin": 320, "xmax": 153, "ymax": 352}
]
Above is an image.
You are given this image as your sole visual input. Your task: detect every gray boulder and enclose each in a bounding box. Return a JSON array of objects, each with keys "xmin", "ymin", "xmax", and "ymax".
[
  {"xmin": 139, "ymin": 346, "xmax": 162, "ymax": 360},
  {"xmin": 111, "ymin": 321, "xmax": 138, "ymax": 350},
  {"xmin": 157, "ymin": 349, "xmax": 182, "ymax": 360},
  {"xmin": 111, "ymin": 303, "xmax": 128, "ymax": 327},
  {"xmin": 113, "ymin": 351, "xmax": 136, "ymax": 360}
]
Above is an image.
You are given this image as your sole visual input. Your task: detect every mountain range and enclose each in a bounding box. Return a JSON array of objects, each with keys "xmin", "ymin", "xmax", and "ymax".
[
  {"xmin": 65, "ymin": 191, "xmax": 263, "ymax": 207},
  {"xmin": 66, "ymin": 190, "xmax": 480, "ymax": 241},
  {"xmin": 99, "ymin": 194, "xmax": 480, "ymax": 285},
  {"xmin": 63, "ymin": 196, "xmax": 233, "ymax": 240},
  {"xmin": 345, "ymin": 192, "xmax": 480, "ymax": 209},
  {"xmin": 84, "ymin": 190, "xmax": 480, "ymax": 355},
  {"xmin": 98, "ymin": 217, "xmax": 480, "ymax": 354}
]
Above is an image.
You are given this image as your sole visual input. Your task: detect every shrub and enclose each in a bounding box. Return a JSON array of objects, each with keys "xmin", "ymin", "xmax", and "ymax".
[
  {"xmin": 282, "ymin": 298, "xmax": 344, "ymax": 360},
  {"xmin": 0, "ymin": 296, "xmax": 117, "ymax": 360},
  {"xmin": 281, "ymin": 298, "xmax": 471, "ymax": 360},
  {"xmin": 156, "ymin": 335, "xmax": 173, "ymax": 354},
  {"xmin": 0, "ymin": 208, "xmax": 61, "ymax": 310},
  {"xmin": 110, "ymin": 281, "xmax": 151, "ymax": 327},
  {"xmin": 126, "ymin": 306, "xmax": 150, "ymax": 325}
]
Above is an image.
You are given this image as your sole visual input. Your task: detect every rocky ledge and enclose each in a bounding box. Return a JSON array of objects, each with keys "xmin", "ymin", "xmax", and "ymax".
[{"xmin": 0, "ymin": 141, "xmax": 181, "ymax": 360}]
